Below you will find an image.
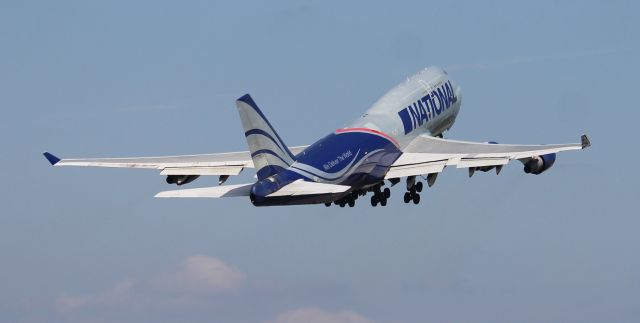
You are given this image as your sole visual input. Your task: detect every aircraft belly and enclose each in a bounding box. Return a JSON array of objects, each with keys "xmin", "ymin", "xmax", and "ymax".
[{"xmin": 252, "ymin": 192, "xmax": 348, "ymax": 206}]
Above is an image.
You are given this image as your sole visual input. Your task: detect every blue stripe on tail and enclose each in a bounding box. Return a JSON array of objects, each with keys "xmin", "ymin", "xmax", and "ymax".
[
  {"xmin": 237, "ymin": 94, "xmax": 295, "ymax": 160},
  {"xmin": 236, "ymin": 94, "xmax": 296, "ymax": 180}
]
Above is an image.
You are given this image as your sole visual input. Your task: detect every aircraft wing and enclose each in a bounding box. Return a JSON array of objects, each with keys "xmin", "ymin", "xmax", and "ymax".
[
  {"xmin": 385, "ymin": 134, "xmax": 590, "ymax": 178},
  {"xmin": 43, "ymin": 146, "xmax": 308, "ymax": 177},
  {"xmin": 155, "ymin": 179, "xmax": 350, "ymax": 198}
]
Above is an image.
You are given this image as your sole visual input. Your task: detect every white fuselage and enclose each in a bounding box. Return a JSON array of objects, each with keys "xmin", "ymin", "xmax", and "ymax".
[{"xmin": 350, "ymin": 66, "xmax": 462, "ymax": 149}]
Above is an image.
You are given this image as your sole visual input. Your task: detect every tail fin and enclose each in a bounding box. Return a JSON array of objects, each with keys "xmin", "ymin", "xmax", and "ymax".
[{"xmin": 236, "ymin": 94, "xmax": 295, "ymax": 180}]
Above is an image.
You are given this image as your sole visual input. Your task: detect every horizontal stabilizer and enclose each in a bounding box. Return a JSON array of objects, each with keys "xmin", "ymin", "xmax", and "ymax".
[
  {"xmin": 155, "ymin": 183, "xmax": 253, "ymax": 198},
  {"xmin": 267, "ymin": 179, "xmax": 351, "ymax": 197}
]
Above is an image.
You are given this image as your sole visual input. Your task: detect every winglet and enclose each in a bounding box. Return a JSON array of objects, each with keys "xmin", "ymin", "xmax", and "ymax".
[
  {"xmin": 43, "ymin": 152, "xmax": 61, "ymax": 165},
  {"xmin": 581, "ymin": 134, "xmax": 591, "ymax": 149}
]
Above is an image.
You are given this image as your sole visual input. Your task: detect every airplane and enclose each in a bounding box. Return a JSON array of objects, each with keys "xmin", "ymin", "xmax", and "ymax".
[{"xmin": 43, "ymin": 66, "xmax": 590, "ymax": 207}]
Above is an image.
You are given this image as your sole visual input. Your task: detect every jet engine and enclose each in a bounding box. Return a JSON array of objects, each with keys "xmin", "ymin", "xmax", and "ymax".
[
  {"xmin": 166, "ymin": 175, "xmax": 200, "ymax": 185},
  {"xmin": 523, "ymin": 153, "xmax": 556, "ymax": 175}
]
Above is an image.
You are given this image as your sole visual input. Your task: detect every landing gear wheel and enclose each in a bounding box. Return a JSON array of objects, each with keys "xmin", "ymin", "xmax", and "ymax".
[
  {"xmin": 412, "ymin": 193, "xmax": 421, "ymax": 204},
  {"xmin": 339, "ymin": 202, "xmax": 345, "ymax": 207},
  {"xmin": 384, "ymin": 187, "xmax": 391, "ymax": 198},
  {"xmin": 324, "ymin": 202, "xmax": 331, "ymax": 207},
  {"xmin": 415, "ymin": 181, "xmax": 423, "ymax": 192},
  {"xmin": 348, "ymin": 199, "xmax": 355, "ymax": 207},
  {"xmin": 380, "ymin": 198, "xmax": 387, "ymax": 206},
  {"xmin": 404, "ymin": 192, "xmax": 411, "ymax": 203},
  {"xmin": 371, "ymin": 196, "xmax": 378, "ymax": 207}
]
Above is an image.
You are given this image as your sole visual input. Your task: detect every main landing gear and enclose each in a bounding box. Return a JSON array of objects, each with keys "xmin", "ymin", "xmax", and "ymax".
[
  {"xmin": 370, "ymin": 186, "xmax": 390, "ymax": 207},
  {"xmin": 403, "ymin": 176, "xmax": 422, "ymax": 204},
  {"xmin": 324, "ymin": 176, "xmax": 431, "ymax": 208},
  {"xmin": 324, "ymin": 184, "xmax": 393, "ymax": 208},
  {"xmin": 325, "ymin": 190, "xmax": 364, "ymax": 208}
]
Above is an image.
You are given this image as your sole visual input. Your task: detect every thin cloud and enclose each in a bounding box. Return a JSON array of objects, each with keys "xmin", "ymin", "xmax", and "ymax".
[
  {"xmin": 55, "ymin": 279, "xmax": 136, "ymax": 313},
  {"xmin": 54, "ymin": 255, "xmax": 244, "ymax": 314},
  {"xmin": 265, "ymin": 307, "xmax": 378, "ymax": 323},
  {"xmin": 153, "ymin": 254, "xmax": 245, "ymax": 294}
]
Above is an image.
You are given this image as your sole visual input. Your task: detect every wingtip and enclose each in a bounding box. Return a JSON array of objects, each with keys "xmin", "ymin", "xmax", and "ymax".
[
  {"xmin": 43, "ymin": 152, "xmax": 61, "ymax": 165},
  {"xmin": 154, "ymin": 191, "xmax": 173, "ymax": 198},
  {"xmin": 581, "ymin": 134, "xmax": 591, "ymax": 149}
]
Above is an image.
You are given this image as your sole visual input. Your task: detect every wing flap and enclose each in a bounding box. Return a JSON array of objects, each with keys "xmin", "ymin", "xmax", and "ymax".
[
  {"xmin": 160, "ymin": 166, "xmax": 244, "ymax": 176},
  {"xmin": 385, "ymin": 160, "xmax": 447, "ymax": 179},
  {"xmin": 155, "ymin": 183, "xmax": 253, "ymax": 198},
  {"xmin": 456, "ymin": 157, "xmax": 510, "ymax": 168}
]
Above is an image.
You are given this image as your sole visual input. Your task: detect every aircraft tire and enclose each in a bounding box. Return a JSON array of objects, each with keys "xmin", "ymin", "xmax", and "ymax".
[
  {"xmin": 416, "ymin": 181, "xmax": 423, "ymax": 192},
  {"xmin": 348, "ymin": 199, "xmax": 355, "ymax": 207},
  {"xmin": 412, "ymin": 194, "xmax": 420, "ymax": 204},
  {"xmin": 384, "ymin": 188, "xmax": 390, "ymax": 198},
  {"xmin": 325, "ymin": 202, "xmax": 331, "ymax": 207},
  {"xmin": 371, "ymin": 196, "xmax": 378, "ymax": 207},
  {"xmin": 380, "ymin": 198, "xmax": 387, "ymax": 206},
  {"xmin": 404, "ymin": 192, "xmax": 411, "ymax": 203}
]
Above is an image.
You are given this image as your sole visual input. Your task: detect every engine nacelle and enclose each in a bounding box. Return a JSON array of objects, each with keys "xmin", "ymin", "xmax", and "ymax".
[
  {"xmin": 166, "ymin": 175, "xmax": 200, "ymax": 185},
  {"xmin": 523, "ymin": 153, "xmax": 556, "ymax": 175}
]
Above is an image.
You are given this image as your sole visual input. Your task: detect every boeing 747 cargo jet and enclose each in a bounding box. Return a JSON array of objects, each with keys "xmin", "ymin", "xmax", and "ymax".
[{"xmin": 44, "ymin": 67, "xmax": 590, "ymax": 207}]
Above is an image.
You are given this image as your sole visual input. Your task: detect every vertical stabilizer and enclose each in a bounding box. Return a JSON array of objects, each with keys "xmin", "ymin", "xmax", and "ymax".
[{"xmin": 236, "ymin": 94, "xmax": 295, "ymax": 180}]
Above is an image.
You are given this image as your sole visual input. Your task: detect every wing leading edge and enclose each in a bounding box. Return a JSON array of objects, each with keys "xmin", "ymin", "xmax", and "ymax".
[
  {"xmin": 386, "ymin": 134, "xmax": 590, "ymax": 179},
  {"xmin": 42, "ymin": 146, "xmax": 308, "ymax": 177}
]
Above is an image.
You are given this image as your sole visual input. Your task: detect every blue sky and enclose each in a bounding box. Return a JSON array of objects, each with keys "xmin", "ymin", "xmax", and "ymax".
[{"xmin": 1, "ymin": 1, "xmax": 639, "ymax": 322}]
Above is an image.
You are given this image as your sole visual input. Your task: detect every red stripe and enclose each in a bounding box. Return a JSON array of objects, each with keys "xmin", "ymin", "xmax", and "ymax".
[{"xmin": 335, "ymin": 127, "xmax": 400, "ymax": 148}]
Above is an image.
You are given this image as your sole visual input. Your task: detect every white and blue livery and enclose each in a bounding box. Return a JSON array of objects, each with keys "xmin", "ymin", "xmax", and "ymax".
[{"xmin": 44, "ymin": 67, "xmax": 590, "ymax": 207}]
